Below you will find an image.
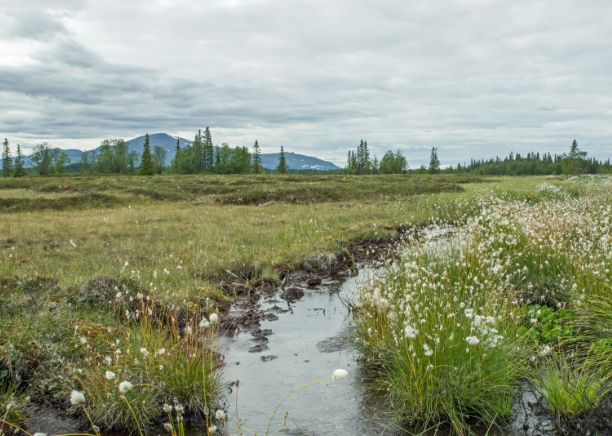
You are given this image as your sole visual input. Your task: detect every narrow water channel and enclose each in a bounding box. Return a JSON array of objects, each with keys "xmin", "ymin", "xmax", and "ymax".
[{"xmin": 217, "ymin": 269, "xmax": 400, "ymax": 436}]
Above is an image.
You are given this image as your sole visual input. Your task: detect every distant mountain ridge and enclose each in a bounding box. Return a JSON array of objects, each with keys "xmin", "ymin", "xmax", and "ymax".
[{"xmin": 25, "ymin": 133, "xmax": 342, "ymax": 171}]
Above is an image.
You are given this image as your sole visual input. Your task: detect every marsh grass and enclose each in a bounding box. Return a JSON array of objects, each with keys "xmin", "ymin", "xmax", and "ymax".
[
  {"xmin": 353, "ymin": 225, "xmax": 530, "ymax": 434},
  {"xmin": 4, "ymin": 173, "xmax": 606, "ymax": 434},
  {"xmin": 529, "ymin": 354, "xmax": 609, "ymax": 418},
  {"xmin": 353, "ymin": 176, "xmax": 612, "ymax": 434}
]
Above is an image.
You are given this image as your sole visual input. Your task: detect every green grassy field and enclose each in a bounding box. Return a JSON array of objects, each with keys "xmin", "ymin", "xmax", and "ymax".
[{"xmin": 3, "ymin": 173, "xmax": 606, "ymax": 435}]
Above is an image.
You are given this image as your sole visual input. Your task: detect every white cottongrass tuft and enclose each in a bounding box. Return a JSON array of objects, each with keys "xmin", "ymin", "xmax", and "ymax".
[
  {"xmin": 163, "ymin": 423, "xmax": 173, "ymax": 431},
  {"xmin": 119, "ymin": 381, "xmax": 133, "ymax": 393},
  {"xmin": 209, "ymin": 313, "xmax": 219, "ymax": 325},
  {"xmin": 466, "ymin": 336, "xmax": 480, "ymax": 346},
  {"xmin": 70, "ymin": 390, "xmax": 86, "ymax": 406},
  {"xmin": 404, "ymin": 325, "xmax": 417, "ymax": 339},
  {"xmin": 208, "ymin": 424, "xmax": 217, "ymax": 432},
  {"xmin": 105, "ymin": 370, "xmax": 116, "ymax": 380},
  {"xmin": 215, "ymin": 409, "xmax": 226, "ymax": 420},
  {"xmin": 332, "ymin": 369, "xmax": 348, "ymax": 380},
  {"xmin": 199, "ymin": 319, "xmax": 210, "ymax": 329},
  {"xmin": 33, "ymin": 432, "xmax": 47, "ymax": 436},
  {"xmin": 163, "ymin": 403, "xmax": 172, "ymax": 413}
]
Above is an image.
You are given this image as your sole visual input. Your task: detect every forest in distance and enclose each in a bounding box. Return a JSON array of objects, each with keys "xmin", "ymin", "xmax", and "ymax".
[{"xmin": 2, "ymin": 127, "xmax": 611, "ymax": 178}]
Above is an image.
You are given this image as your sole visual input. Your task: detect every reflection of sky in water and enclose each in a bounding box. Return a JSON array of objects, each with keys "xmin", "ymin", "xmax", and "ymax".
[{"xmin": 212, "ymin": 269, "xmax": 402, "ymax": 436}]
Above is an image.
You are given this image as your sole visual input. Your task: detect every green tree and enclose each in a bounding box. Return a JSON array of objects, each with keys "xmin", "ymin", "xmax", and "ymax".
[
  {"xmin": 96, "ymin": 140, "xmax": 115, "ymax": 173},
  {"xmin": 139, "ymin": 133, "xmax": 155, "ymax": 175},
  {"xmin": 2, "ymin": 138, "xmax": 12, "ymax": 177},
  {"xmin": 562, "ymin": 139, "xmax": 588, "ymax": 176},
  {"xmin": 192, "ymin": 130, "xmax": 204, "ymax": 173},
  {"xmin": 80, "ymin": 151, "xmax": 94, "ymax": 173},
  {"xmin": 276, "ymin": 146, "xmax": 288, "ymax": 174},
  {"xmin": 13, "ymin": 144, "xmax": 26, "ymax": 177},
  {"xmin": 379, "ymin": 150, "xmax": 407, "ymax": 174},
  {"xmin": 54, "ymin": 152, "xmax": 70, "ymax": 174},
  {"xmin": 252, "ymin": 140, "xmax": 263, "ymax": 173},
  {"xmin": 128, "ymin": 151, "xmax": 139, "ymax": 174},
  {"xmin": 114, "ymin": 139, "xmax": 129, "ymax": 173},
  {"xmin": 153, "ymin": 145, "xmax": 167, "ymax": 174},
  {"xmin": 31, "ymin": 142, "xmax": 58, "ymax": 175},
  {"xmin": 428, "ymin": 147, "xmax": 440, "ymax": 174},
  {"xmin": 203, "ymin": 127, "xmax": 214, "ymax": 172}
]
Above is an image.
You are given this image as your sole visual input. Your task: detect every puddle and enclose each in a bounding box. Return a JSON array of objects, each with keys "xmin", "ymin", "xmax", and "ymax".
[{"xmin": 217, "ymin": 269, "xmax": 403, "ymax": 436}]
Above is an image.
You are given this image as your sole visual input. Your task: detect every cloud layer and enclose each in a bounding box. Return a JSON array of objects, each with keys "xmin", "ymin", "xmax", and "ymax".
[{"xmin": 1, "ymin": 0, "xmax": 611, "ymax": 166}]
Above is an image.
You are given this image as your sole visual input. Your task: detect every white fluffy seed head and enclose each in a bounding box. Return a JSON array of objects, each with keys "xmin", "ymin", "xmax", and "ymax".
[
  {"xmin": 119, "ymin": 381, "xmax": 133, "ymax": 393},
  {"xmin": 105, "ymin": 370, "xmax": 116, "ymax": 380},
  {"xmin": 332, "ymin": 369, "xmax": 348, "ymax": 380},
  {"xmin": 70, "ymin": 390, "xmax": 86, "ymax": 406},
  {"xmin": 209, "ymin": 313, "xmax": 219, "ymax": 325}
]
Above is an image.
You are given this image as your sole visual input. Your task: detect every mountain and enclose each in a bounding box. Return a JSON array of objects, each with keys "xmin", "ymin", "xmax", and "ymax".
[
  {"xmin": 126, "ymin": 133, "xmax": 192, "ymax": 161},
  {"xmin": 261, "ymin": 151, "xmax": 341, "ymax": 171},
  {"xmin": 24, "ymin": 133, "xmax": 342, "ymax": 171}
]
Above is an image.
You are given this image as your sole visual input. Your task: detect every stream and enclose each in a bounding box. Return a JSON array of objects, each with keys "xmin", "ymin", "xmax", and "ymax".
[{"xmin": 216, "ymin": 268, "xmax": 401, "ymax": 436}]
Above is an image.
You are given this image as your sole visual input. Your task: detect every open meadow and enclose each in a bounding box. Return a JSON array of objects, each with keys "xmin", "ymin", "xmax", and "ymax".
[{"xmin": 2, "ymin": 174, "xmax": 612, "ymax": 435}]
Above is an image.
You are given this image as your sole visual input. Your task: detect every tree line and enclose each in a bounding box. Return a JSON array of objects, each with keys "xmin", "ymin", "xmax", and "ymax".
[
  {"xmin": 344, "ymin": 139, "xmax": 611, "ymax": 176},
  {"xmin": 0, "ymin": 129, "xmax": 291, "ymax": 176},
  {"xmin": 2, "ymin": 134, "xmax": 610, "ymax": 178},
  {"xmin": 345, "ymin": 139, "xmax": 409, "ymax": 174},
  {"xmin": 451, "ymin": 141, "xmax": 612, "ymax": 176}
]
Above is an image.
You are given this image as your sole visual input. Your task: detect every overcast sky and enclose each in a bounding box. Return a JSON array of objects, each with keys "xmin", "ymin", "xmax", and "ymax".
[{"xmin": 1, "ymin": 0, "xmax": 611, "ymax": 167}]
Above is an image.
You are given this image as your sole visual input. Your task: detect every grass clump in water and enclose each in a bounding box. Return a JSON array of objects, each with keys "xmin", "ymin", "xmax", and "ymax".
[
  {"xmin": 353, "ymin": 223, "xmax": 530, "ymax": 434},
  {"xmin": 353, "ymin": 177, "xmax": 612, "ymax": 434},
  {"xmin": 529, "ymin": 354, "xmax": 608, "ymax": 419}
]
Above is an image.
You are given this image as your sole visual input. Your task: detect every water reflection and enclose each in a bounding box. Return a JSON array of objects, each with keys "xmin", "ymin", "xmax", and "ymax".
[{"xmin": 210, "ymin": 269, "xmax": 404, "ymax": 436}]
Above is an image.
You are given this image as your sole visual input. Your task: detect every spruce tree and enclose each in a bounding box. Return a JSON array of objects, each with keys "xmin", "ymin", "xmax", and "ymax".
[
  {"xmin": 139, "ymin": 133, "xmax": 155, "ymax": 175},
  {"xmin": 191, "ymin": 130, "xmax": 204, "ymax": 172},
  {"xmin": 276, "ymin": 146, "xmax": 288, "ymax": 174},
  {"xmin": 203, "ymin": 127, "xmax": 214, "ymax": 172},
  {"xmin": 172, "ymin": 138, "xmax": 182, "ymax": 173},
  {"xmin": 252, "ymin": 140, "xmax": 262, "ymax": 173},
  {"xmin": 428, "ymin": 147, "xmax": 440, "ymax": 174},
  {"xmin": 13, "ymin": 144, "xmax": 25, "ymax": 177},
  {"xmin": 2, "ymin": 138, "xmax": 12, "ymax": 177}
]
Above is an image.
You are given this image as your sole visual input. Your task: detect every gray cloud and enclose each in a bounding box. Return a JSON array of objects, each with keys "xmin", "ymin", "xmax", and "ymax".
[{"xmin": 0, "ymin": 0, "xmax": 611, "ymax": 166}]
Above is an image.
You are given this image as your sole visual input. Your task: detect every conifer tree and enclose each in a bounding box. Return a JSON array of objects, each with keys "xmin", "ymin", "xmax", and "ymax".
[
  {"xmin": 2, "ymin": 138, "xmax": 12, "ymax": 177},
  {"xmin": 139, "ymin": 133, "xmax": 155, "ymax": 175},
  {"xmin": 13, "ymin": 144, "xmax": 25, "ymax": 177},
  {"xmin": 252, "ymin": 140, "xmax": 262, "ymax": 173},
  {"xmin": 203, "ymin": 127, "xmax": 214, "ymax": 172},
  {"xmin": 192, "ymin": 130, "xmax": 204, "ymax": 172},
  {"xmin": 276, "ymin": 146, "xmax": 288, "ymax": 174},
  {"xmin": 172, "ymin": 138, "xmax": 182, "ymax": 173},
  {"xmin": 428, "ymin": 147, "xmax": 440, "ymax": 174},
  {"xmin": 563, "ymin": 139, "xmax": 587, "ymax": 176}
]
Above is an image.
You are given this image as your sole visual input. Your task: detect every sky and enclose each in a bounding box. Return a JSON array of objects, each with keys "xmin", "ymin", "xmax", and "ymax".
[{"xmin": 0, "ymin": 0, "xmax": 611, "ymax": 167}]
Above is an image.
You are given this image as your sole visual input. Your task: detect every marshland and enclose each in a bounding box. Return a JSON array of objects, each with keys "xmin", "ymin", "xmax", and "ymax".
[{"xmin": 2, "ymin": 174, "xmax": 612, "ymax": 436}]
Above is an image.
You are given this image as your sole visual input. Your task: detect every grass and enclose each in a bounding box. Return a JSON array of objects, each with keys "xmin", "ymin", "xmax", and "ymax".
[
  {"xmin": 4, "ymin": 173, "xmax": 610, "ymax": 434},
  {"xmin": 352, "ymin": 176, "xmax": 612, "ymax": 434},
  {"xmin": 529, "ymin": 355, "xmax": 608, "ymax": 418}
]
